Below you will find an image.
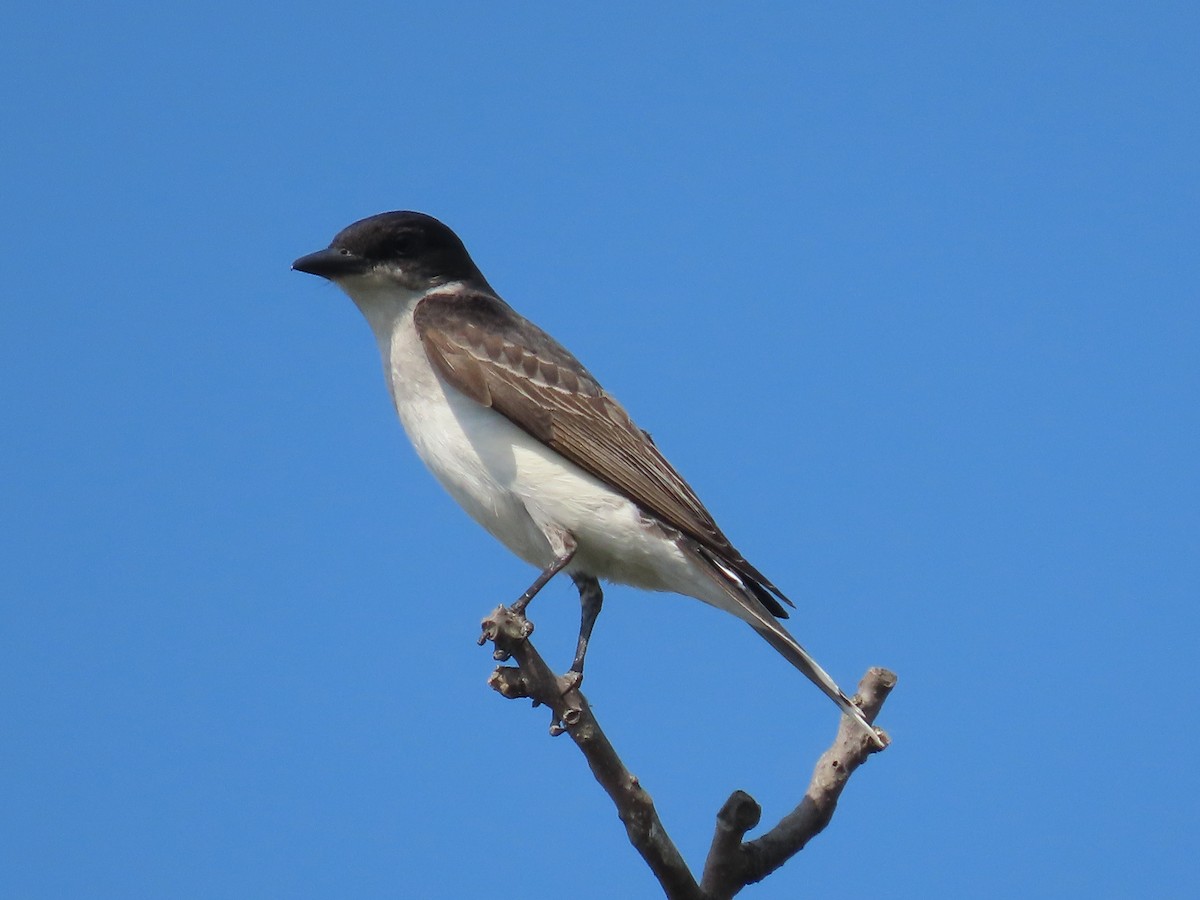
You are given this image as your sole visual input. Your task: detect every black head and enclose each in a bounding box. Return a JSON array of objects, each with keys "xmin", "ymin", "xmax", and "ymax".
[{"xmin": 292, "ymin": 211, "xmax": 491, "ymax": 291}]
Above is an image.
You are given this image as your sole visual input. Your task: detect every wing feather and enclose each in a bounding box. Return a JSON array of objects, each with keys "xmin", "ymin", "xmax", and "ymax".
[{"xmin": 414, "ymin": 290, "xmax": 792, "ymax": 616}]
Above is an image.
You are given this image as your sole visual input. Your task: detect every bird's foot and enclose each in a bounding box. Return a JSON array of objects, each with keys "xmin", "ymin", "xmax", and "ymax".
[
  {"xmin": 559, "ymin": 669, "xmax": 583, "ymax": 693},
  {"xmin": 479, "ymin": 604, "xmax": 585, "ymax": 737}
]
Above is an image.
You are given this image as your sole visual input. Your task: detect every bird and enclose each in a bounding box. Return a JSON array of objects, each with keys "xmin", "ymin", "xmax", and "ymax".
[{"xmin": 292, "ymin": 210, "xmax": 881, "ymax": 744}]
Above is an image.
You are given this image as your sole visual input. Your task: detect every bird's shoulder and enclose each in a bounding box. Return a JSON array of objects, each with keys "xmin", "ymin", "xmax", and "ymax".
[{"xmin": 413, "ymin": 288, "xmax": 603, "ymax": 399}]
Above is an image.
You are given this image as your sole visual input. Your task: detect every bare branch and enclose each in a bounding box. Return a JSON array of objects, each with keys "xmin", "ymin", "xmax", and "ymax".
[
  {"xmin": 479, "ymin": 605, "xmax": 896, "ymax": 900},
  {"xmin": 699, "ymin": 791, "xmax": 762, "ymax": 893},
  {"xmin": 481, "ymin": 605, "xmax": 702, "ymax": 899},
  {"xmin": 700, "ymin": 668, "xmax": 897, "ymax": 897}
]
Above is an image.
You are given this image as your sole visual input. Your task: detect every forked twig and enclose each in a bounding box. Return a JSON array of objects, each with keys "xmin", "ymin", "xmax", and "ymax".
[{"xmin": 480, "ymin": 605, "xmax": 895, "ymax": 899}]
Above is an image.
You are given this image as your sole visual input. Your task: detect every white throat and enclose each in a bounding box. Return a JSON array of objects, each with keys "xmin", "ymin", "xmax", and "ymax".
[{"xmin": 333, "ymin": 273, "xmax": 467, "ymax": 352}]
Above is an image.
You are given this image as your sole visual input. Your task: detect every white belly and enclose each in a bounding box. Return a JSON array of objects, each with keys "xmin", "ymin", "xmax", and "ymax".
[{"xmin": 359, "ymin": 292, "xmax": 703, "ymax": 594}]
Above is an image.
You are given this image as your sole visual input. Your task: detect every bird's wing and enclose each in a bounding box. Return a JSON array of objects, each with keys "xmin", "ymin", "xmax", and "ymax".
[{"xmin": 413, "ymin": 289, "xmax": 792, "ymax": 616}]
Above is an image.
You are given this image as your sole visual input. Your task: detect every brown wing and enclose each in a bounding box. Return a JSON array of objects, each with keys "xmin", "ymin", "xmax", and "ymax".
[{"xmin": 413, "ymin": 290, "xmax": 792, "ymax": 615}]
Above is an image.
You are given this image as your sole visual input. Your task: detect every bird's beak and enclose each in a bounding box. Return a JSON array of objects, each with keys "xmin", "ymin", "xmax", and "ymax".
[{"xmin": 292, "ymin": 248, "xmax": 370, "ymax": 280}]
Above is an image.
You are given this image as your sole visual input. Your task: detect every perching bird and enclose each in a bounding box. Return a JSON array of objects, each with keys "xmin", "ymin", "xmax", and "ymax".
[{"xmin": 293, "ymin": 211, "xmax": 880, "ymax": 743}]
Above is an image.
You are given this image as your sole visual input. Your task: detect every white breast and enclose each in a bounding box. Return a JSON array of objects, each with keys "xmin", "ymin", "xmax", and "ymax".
[{"xmin": 338, "ymin": 277, "xmax": 720, "ymax": 604}]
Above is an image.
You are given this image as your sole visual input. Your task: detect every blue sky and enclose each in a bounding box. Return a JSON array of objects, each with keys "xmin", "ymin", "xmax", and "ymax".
[{"xmin": 3, "ymin": 4, "xmax": 1197, "ymax": 898}]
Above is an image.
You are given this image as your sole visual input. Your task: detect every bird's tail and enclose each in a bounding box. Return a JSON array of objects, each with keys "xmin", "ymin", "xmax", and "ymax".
[{"xmin": 686, "ymin": 544, "xmax": 884, "ymax": 748}]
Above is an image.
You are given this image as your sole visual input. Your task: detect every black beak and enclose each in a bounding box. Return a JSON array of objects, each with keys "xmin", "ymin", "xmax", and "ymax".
[{"xmin": 292, "ymin": 247, "xmax": 370, "ymax": 279}]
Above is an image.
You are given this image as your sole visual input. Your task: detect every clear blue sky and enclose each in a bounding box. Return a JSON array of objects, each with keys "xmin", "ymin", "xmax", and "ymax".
[{"xmin": 3, "ymin": 4, "xmax": 1197, "ymax": 898}]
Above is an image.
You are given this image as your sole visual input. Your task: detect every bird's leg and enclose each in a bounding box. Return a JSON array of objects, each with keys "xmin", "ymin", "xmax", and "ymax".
[
  {"xmin": 568, "ymin": 574, "xmax": 604, "ymax": 676},
  {"xmin": 511, "ymin": 530, "xmax": 577, "ymax": 616}
]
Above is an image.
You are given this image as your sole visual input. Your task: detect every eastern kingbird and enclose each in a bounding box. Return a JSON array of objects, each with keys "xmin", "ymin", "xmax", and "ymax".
[{"xmin": 293, "ymin": 211, "xmax": 881, "ymax": 744}]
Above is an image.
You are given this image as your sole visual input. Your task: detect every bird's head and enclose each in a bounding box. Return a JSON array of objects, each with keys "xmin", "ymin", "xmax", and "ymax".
[{"xmin": 293, "ymin": 210, "xmax": 490, "ymax": 295}]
